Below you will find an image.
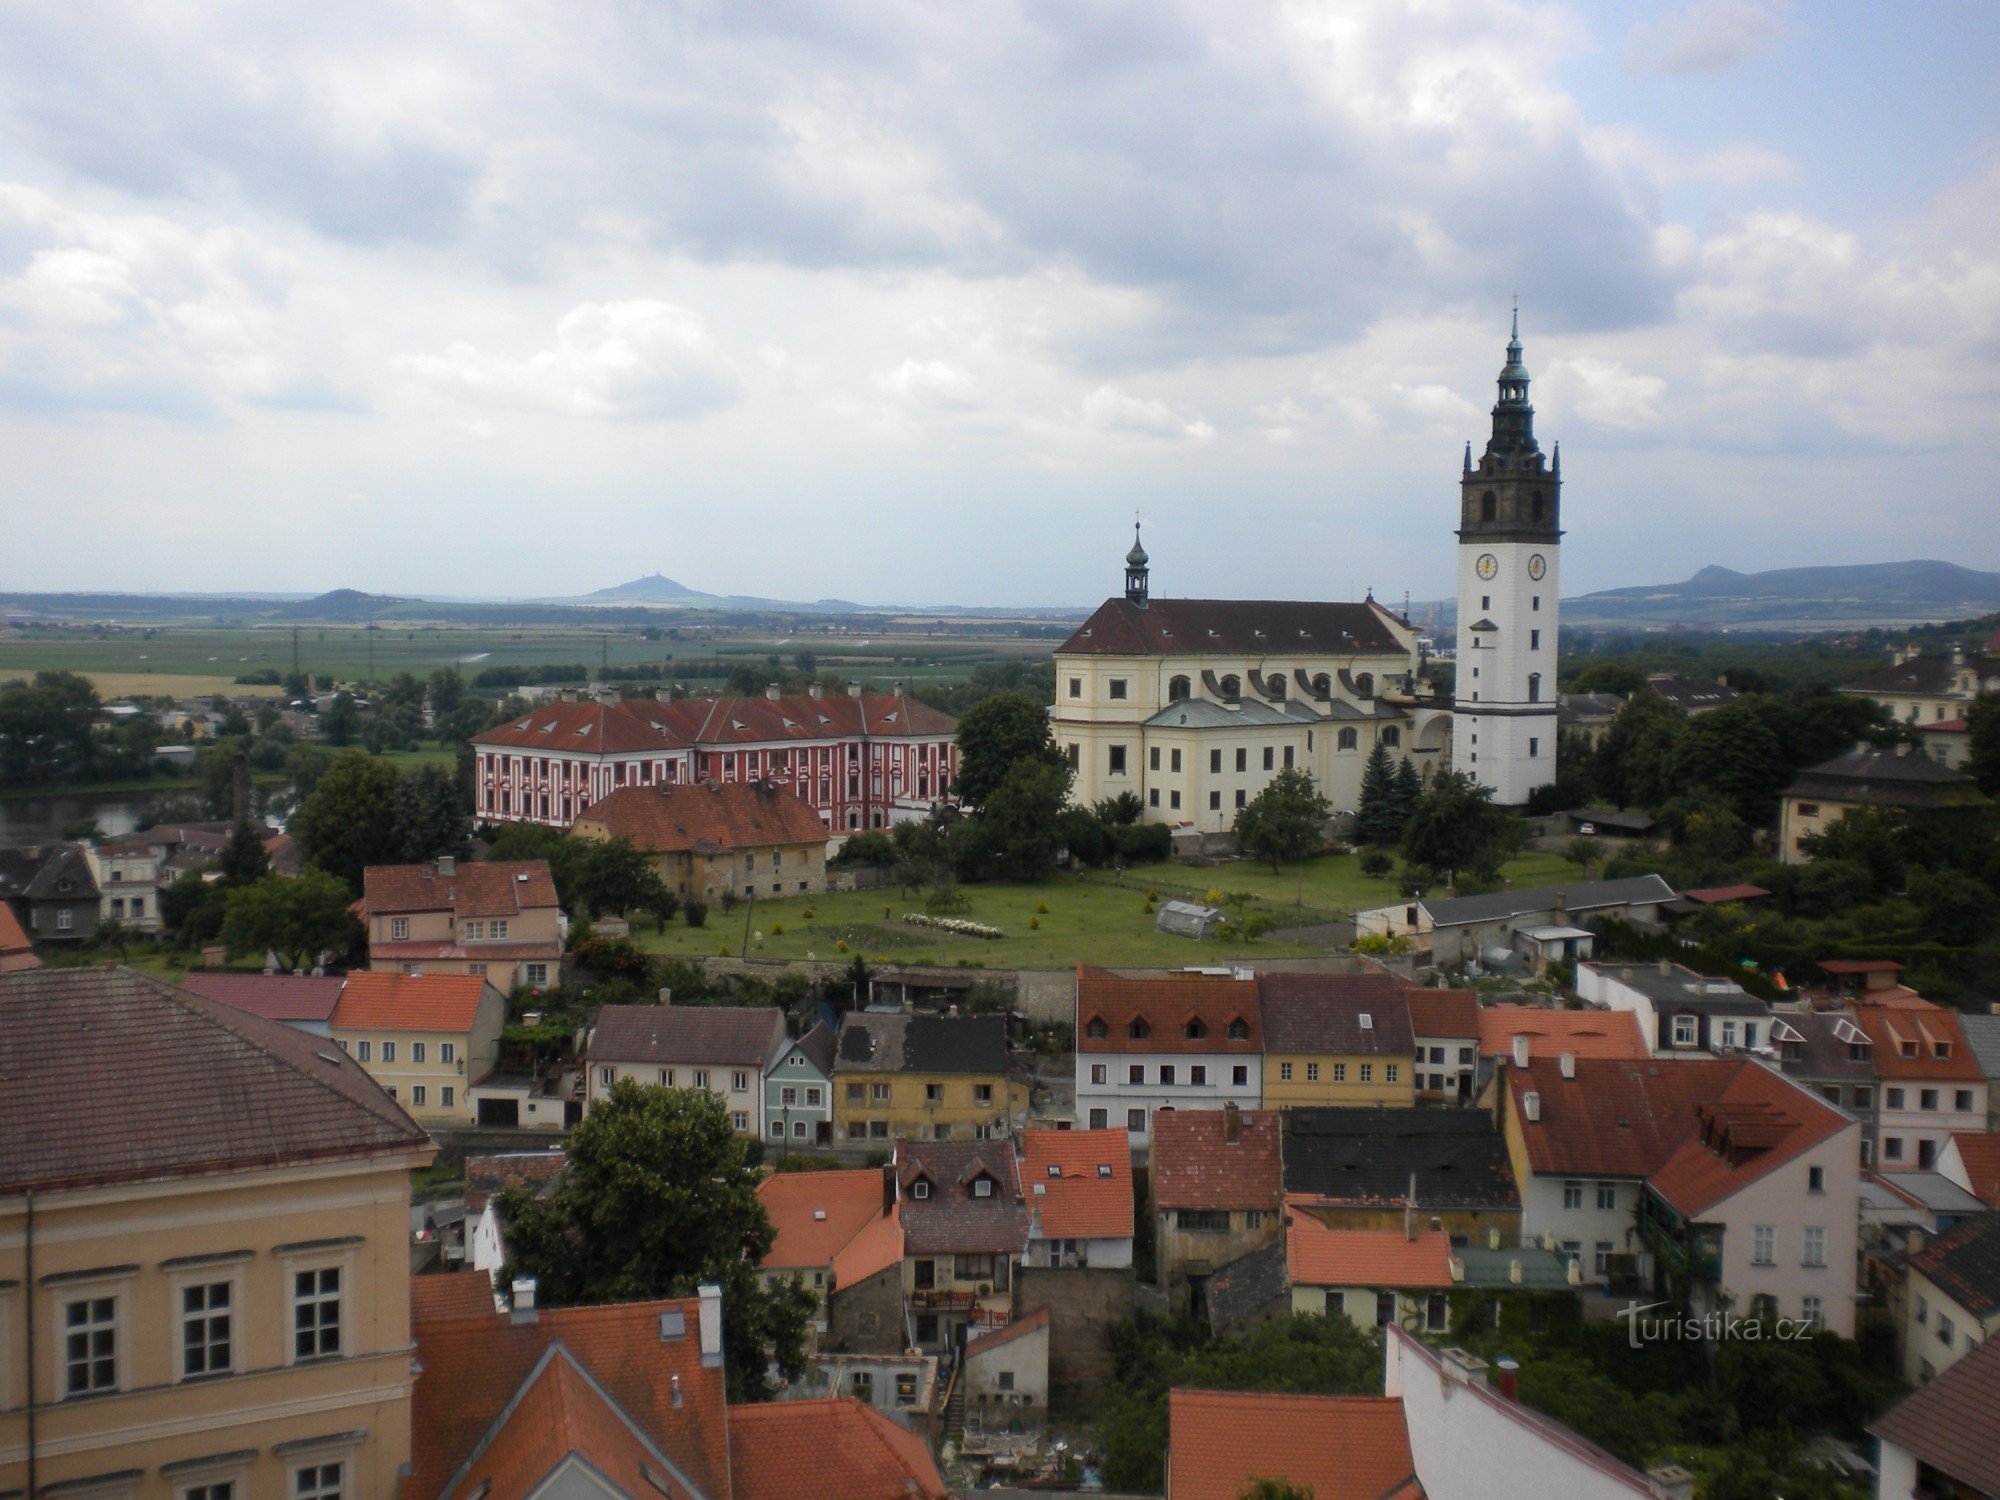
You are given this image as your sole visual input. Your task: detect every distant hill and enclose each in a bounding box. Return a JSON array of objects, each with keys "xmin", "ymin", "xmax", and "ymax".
[
  {"xmin": 579, "ymin": 573, "xmax": 716, "ymax": 604},
  {"xmin": 1565, "ymin": 560, "xmax": 2000, "ymax": 630}
]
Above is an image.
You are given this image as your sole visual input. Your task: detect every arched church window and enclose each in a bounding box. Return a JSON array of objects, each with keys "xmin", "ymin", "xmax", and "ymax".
[
  {"xmin": 1167, "ymin": 675, "xmax": 1191, "ymax": 702},
  {"xmin": 1355, "ymin": 673, "xmax": 1374, "ymax": 698},
  {"xmin": 1219, "ymin": 675, "xmax": 1241, "ymax": 701},
  {"xmin": 1311, "ymin": 673, "xmax": 1331, "ymax": 696},
  {"xmin": 1337, "ymin": 728, "xmax": 1358, "ymax": 751},
  {"xmin": 1268, "ymin": 676, "xmax": 1286, "ymax": 699},
  {"xmin": 1527, "ymin": 673, "xmax": 1542, "ymax": 703},
  {"xmin": 1481, "ymin": 491, "xmax": 1497, "ymax": 521},
  {"xmin": 1381, "ymin": 727, "xmax": 1400, "ymax": 747}
]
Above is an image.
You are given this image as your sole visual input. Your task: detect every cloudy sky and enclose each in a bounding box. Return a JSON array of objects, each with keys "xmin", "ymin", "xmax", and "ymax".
[{"xmin": 2, "ymin": 0, "xmax": 1996, "ymax": 608}]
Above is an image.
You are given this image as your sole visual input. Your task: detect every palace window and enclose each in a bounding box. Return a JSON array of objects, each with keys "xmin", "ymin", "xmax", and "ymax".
[
  {"xmin": 1168, "ymin": 676, "xmax": 1191, "ymax": 701},
  {"xmin": 1337, "ymin": 728, "xmax": 1358, "ymax": 750}
]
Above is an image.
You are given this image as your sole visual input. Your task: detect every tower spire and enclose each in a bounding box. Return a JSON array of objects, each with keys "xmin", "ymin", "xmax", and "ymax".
[
  {"xmin": 1124, "ymin": 519, "xmax": 1150, "ymax": 607},
  {"xmin": 1487, "ymin": 307, "xmax": 1537, "ymax": 456}
]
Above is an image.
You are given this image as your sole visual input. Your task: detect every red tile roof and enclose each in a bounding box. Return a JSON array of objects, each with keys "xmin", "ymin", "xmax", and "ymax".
[
  {"xmin": 1649, "ymin": 1068, "xmax": 1850, "ymax": 1218},
  {"xmin": 361, "ymin": 859, "xmax": 560, "ymax": 918},
  {"xmin": 0, "ymin": 901, "xmax": 39, "ymax": 972},
  {"xmin": 1871, "ymin": 1331, "xmax": 2000, "ymax": 1494},
  {"xmin": 472, "ymin": 698, "xmax": 695, "ymax": 754},
  {"xmin": 406, "ymin": 1297, "xmax": 730, "ymax": 1500},
  {"xmin": 1952, "ymin": 1133, "xmax": 2000, "ymax": 1207},
  {"xmin": 474, "ymin": 693, "xmax": 956, "ymax": 754},
  {"xmin": 464, "ymin": 1149, "xmax": 568, "ymax": 1214},
  {"xmin": 1167, "ymin": 1389, "xmax": 1415, "ymax": 1500},
  {"xmin": 1285, "ymin": 1208, "xmax": 1454, "ymax": 1290},
  {"xmin": 1402, "ymin": 986, "xmax": 1478, "ymax": 1038},
  {"xmin": 578, "ymin": 780, "xmax": 830, "ymax": 853},
  {"xmin": 333, "ymin": 972, "xmax": 495, "ymax": 1034},
  {"xmin": 411, "ymin": 1273, "xmax": 499, "ymax": 1322},
  {"xmin": 1478, "ymin": 1004, "xmax": 1648, "ymax": 1060},
  {"xmin": 0, "ymin": 966, "xmax": 427, "ymax": 1196},
  {"xmin": 592, "ymin": 1004, "xmax": 787, "ymax": 1067},
  {"xmin": 728, "ymin": 1397, "xmax": 952, "ymax": 1499},
  {"xmin": 447, "ymin": 1345, "xmax": 684, "ymax": 1499},
  {"xmin": 177, "ymin": 970, "xmax": 345, "ymax": 1023},
  {"xmin": 1076, "ymin": 965, "xmax": 1261, "ymax": 1054},
  {"xmin": 757, "ymin": 1168, "xmax": 902, "ymax": 1280},
  {"xmin": 1059, "ymin": 596, "xmax": 1405, "ymax": 658},
  {"xmin": 1023, "ymin": 1127, "xmax": 1134, "ymax": 1241},
  {"xmin": 1150, "ymin": 1107, "xmax": 1283, "ymax": 1212},
  {"xmin": 1853, "ymin": 1002, "xmax": 1986, "ymax": 1082},
  {"xmin": 1679, "ymin": 884, "xmax": 1773, "ymax": 905}
]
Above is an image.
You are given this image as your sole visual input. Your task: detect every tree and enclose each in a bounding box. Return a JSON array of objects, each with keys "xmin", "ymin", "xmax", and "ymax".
[
  {"xmin": 1667, "ymin": 702, "xmax": 1785, "ymax": 825},
  {"xmin": 292, "ymin": 751, "xmax": 402, "ymax": 891},
  {"xmin": 1967, "ymin": 691, "xmax": 2000, "ymax": 797},
  {"xmin": 953, "ymin": 692, "xmax": 1067, "ymax": 808},
  {"xmin": 218, "ymin": 819, "xmax": 271, "ymax": 888},
  {"xmin": 1595, "ymin": 691, "xmax": 1683, "ymax": 810},
  {"xmin": 975, "ymin": 758, "xmax": 1071, "ymax": 881},
  {"xmin": 1354, "ymin": 742, "xmax": 1403, "ymax": 844},
  {"xmin": 1401, "ymin": 770, "xmax": 1519, "ymax": 886},
  {"xmin": 1910, "ymin": 869, "xmax": 2000, "ymax": 948},
  {"xmin": 392, "ymin": 763, "xmax": 472, "ymax": 864},
  {"xmin": 496, "ymin": 1081, "xmax": 814, "ymax": 1399},
  {"xmin": 1239, "ymin": 1482, "xmax": 1316, "ymax": 1500},
  {"xmin": 562, "ymin": 835, "xmax": 670, "ymax": 922},
  {"xmin": 427, "ymin": 666, "xmax": 466, "ymax": 720},
  {"xmin": 220, "ymin": 870, "xmax": 364, "ymax": 970},
  {"xmin": 322, "ymin": 691, "xmax": 359, "ymax": 746},
  {"xmin": 161, "ymin": 871, "xmax": 228, "ymax": 946},
  {"xmin": 0, "ymin": 670, "xmax": 102, "ymax": 786},
  {"xmin": 1235, "ymin": 768, "xmax": 1332, "ymax": 872}
]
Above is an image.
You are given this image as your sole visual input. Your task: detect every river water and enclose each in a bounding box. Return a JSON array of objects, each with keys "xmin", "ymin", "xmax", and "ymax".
[{"xmin": 0, "ymin": 789, "xmax": 212, "ymax": 846}]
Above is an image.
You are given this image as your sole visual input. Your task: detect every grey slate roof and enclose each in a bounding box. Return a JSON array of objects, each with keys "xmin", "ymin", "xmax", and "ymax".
[
  {"xmin": 1958, "ymin": 1015, "xmax": 2000, "ymax": 1084},
  {"xmin": 1590, "ymin": 962, "xmax": 1767, "ymax": 1016},
  {"xmin": 1773, "ymin": 1010, "xmax": 1878, "ymax": 1084},
  {"xmin": 0, "ymin": 843, "xmax": 98, "ymax": 904},
  {"xmin": 837, "ymin": 1011, "xmax": 1010, "ymax": 1075},
  {"xmin": 784, "ymin": 1020, "xmax": 837, "ymax": 1077},
  {"xmin": 1140, "ymin": 698, "xmax": 1319, "ymax": 730},
  {"xmin": 0, "ymin": 966, "xmax": 427, "ymax": 1195},
  {"xmin": 1909, "ymin": 1212, "xmax": 2000, "ymax": 1317},
  {"xmin": 1258, "ymin": 972, "xmax": 1414, "ymax": 1056},
  {"xmin": 1782, "ymin": 749, "xmax": 1974, "ymax": 808},
  {"xmin": 1422, "ymin": 874, "xmax": 1675, "ymax": 929},
  {"xmin": 1283, "ymin": 1107, "xmax": 1519, "ymax": 1210},
  {"xmin": 591, "ymin": 1004, "xmax": 786, "ymax": 1068},
  {"xmin": 896, "ymin": 1139, "xmax": 1030, "ymax": 1255}
]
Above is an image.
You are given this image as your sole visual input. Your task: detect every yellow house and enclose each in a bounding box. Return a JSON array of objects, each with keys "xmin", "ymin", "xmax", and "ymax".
[
  {"xmin": 571, "ymin": 780, "xmax": 832, "ymax": 903},
  {"xmin": 1777, "ymin": 748, "xmax": 1979, "ymax": 865},
  {"xmin": 835, "ymin": 1012, "xmax": 1029, "ymax": 1143},
  {"xmin": 360, "ymin": 856, "xmax": 565, "ymax": 993},
  {"xmin": 329, "ymin": 971, "xmax": 508, "ymax": 1127},
  {"xmin": 0, "ymin": 965, "xmax": 432, "ymax": 1498},
  {"xmin": 1258, "ymin": 973, "xmax": 1417, "ymax": 1108}
]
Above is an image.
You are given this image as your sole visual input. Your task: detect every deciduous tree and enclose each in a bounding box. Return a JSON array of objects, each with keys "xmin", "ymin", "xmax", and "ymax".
[
  {"xmin": 1235, "ymin": 768, "xmax": 1332, "ymax": 872},
  {"xmin": 1400, "ymin": 770, "xmax": 1519, "ymax": 887},
  {"xmin": 292, "ymin": 751, "xmax": 402, "ymax": 891},
  {"xmin": 220, "ymin": 870, "xmax": 364, "ymax": 970},
  {"xmin": 952, "ymin": 692, "xmax": 1068, "ymax": 808}
]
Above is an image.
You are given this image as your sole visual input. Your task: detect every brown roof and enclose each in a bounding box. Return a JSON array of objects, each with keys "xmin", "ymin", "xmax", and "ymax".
[
  {"xmin": 1168, "ymin": 1389, "xmax": 1416, "ymax": 1500},
  {"xmin": 728, "ymin": 1397, "xmax": 952, "ymax": 1499},
  {"xmin": 1952, "ymin": 1133, "xmax": 2000, "ymax": 1207},
  {"xmin": 1871, "ymin": 1332, "xmax": 2000, "ymax": 1493},
  {"xmin": 1782, "ymin": 748, "xmax": 1976, "ymax": 808},
  {"xmin": 445, "ymin": 1345, "xmax": 678, "ymax": 1500},
  {"xmin": 578, "ymin": 780, "xmax": 830, "ymax": 854},
  {"xmin": 1844, "ymin": 652, "xmax": 2000, "ymax": 698},
  {"xmin": 896, "ymin": 1138, "xmax": 1030, "ymax": 1255},
  {"xmin": 177, "ymin": 970, "xmax": 345, "ymax": 1023},
  {"xmin": 333, "ymin": 972, "xmax": 496, "ymax": 1034},
  {"xmin": 1150, "ymin": 1106, "xmax": 1283, "ymax": 1212},
  {"xmin": 1259, "ymin": 971, "xmax": 1414, "ymax": 1055},
  {"xmin": 411, "ymin": 1273, "xmax": 500, "ymax": 1322},
  {"xmin": 0, "ymin": 966, "xmax": 428, "ymax": 1196},
  {"xmin": 464, "ymin": 1149, "xmax": 568, "ymax": 1213},
  {"xmin": 1075, "ymin": 965, "xmax": 1261, "ymax": 1054},
  {"xmin": 1908, "ymin": 1212, "xmax": 2000, "ymax": 1318},
  {"xmin": 1022, "ymin": 1127, "xmax": 1134, "ymax": 1241},
  {"xmin": 1057, "ymin": 596, "xmax": 1405, "ymax": 657},
  {"xmin": 592, "ymin": 1004, "xmax": 786, "ymax": 1068},
  {"xmin": 1402, "ymin": 986, "xmax": 1478, "ymax": 1039},
  {"xmin": 361, "ymin": 859, "xmax": 561, "ymax": 918}
]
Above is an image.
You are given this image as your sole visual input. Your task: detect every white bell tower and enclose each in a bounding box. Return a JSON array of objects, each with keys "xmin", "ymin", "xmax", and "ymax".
[{"xmin": 1452, "ymin": 311, "xmax": 1560, "ymax": 807}]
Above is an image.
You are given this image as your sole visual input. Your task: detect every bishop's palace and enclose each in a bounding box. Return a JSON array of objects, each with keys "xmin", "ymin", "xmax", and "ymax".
[{"xmin": 1055, "ymin": 315, "xmax": 1561, "ymax": 827}]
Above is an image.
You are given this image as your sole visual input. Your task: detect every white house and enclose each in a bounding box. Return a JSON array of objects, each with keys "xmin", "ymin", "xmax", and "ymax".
[
  {"xmin": 585, "ymin": 1004, "xmax": 788, "ymax": 1136},
  {"xmin": 1576, "ymin": 959, "xmax": 1772, "ymax": 1058},
  {"xmin": 1074, "ymin": 965, "xmax": 1263, "ymax": 1146},
  {"xmin": 1900, "ymin": 1214, "xmax": 2000, "ymax": 1386},
  {"xmin": 1021, "ymin": 1127, "xmax": 1134, "ymax": 1269}
]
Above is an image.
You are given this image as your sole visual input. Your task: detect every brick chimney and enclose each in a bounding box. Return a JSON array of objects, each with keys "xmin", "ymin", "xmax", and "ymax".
[{"xmin": 1494, "ymin": 1357, "xmax": 1519, "ymax": 1402}]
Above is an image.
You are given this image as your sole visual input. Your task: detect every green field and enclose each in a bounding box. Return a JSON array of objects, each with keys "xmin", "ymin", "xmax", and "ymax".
[
  {"xmin": 0, "ymin": 622, "xmax": 1051, "ymax": 697},
  {"xmin": 1100, "ymin": 849, "xmax": 1592, "ymax": 914}
]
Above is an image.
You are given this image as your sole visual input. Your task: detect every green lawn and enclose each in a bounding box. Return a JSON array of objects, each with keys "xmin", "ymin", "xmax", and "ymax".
[
  {"xmin": 1094, "ymin": 849, "xmax": 1592, "ymax": 916},
  {"xmin": 632, "ymin": 872, "xmax": 1328, "ymax": 970}
]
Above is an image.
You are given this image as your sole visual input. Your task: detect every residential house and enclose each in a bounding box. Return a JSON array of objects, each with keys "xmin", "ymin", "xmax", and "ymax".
[
  {"xmin": 765, "ymin": 1020, "xmax": 837, "ymax": 1149},
  {"xmin": 572, "ymin": 779, "xmax": 832, "ymax": 902},
  {"xmin": 1259, "ymin": 971, "xmax": 1416, "ymax": 1106},
  {"xmin": 1287, "ymin": 1212, "xmax": 1457, "ymax": 1336},
  {"xmin": 587, "ymin": 1004, "xmax": 788, "ymax": 1136},
  {"xmin": 178, "ymin": 970, "xmax": 346, "ymax": 1035},
  {"xmin": 1901, "ymin": 1212, "xmax": 2000, "ymax": 1386},
  {"xmin": 1578, "ymin": 959, "xmax": 1774, "ymax": 1057},
  {"xmin": 1841, "ymin": 636, "xmax": 2000, "ymax": 728},
  {"xmin": 755, "ymin": 1167, "xmax": 903, "ymax": 1337},
  {"xmin": 0, "ymin": 842, "xmax": 99, "ymax": 943},
  {"xmin": 1473, "ymin": 1005, "xmax": 1650, "ymax": 1101},
  {"xmin": 1942, "ymin": 1131, "xmax": 2000, "ymax": 1207},
  {"xmin": 834, "ymin": 1010, "xmax": 1027, "ymax": 1143},
  {"xmin": 1643, "ymin": 672, "xmax": 1740, "ymax": 713},
  {"xmin": 791, "ymin": 1350, "xmax": 938, "ymax": 1437},
  {"xmin": 962, "ymin": 1308, "xmax": 1051, "ymax": 1443},
  {"xmin": 1149, "ymin": 1104, "xmax": 1284, "ymax": 1304},
  {"xmin": 1960, "ymin": 1014, "xmax": 2000, "ymax": 1129},
  {"xmin": 1021, "ymin": 1127, "xmax": 1135, "ymax": 1269},
  {"xmin": 1500, "ymin": 1053, "xmax": 1860, "ymax": 1331},
  {"xmin": 1778, "ymin": 747, "xmax": 1979, "ymax": 864},
  {"xmin": 464, "ymin": 1149, "xmax": 567, "ymax": 1281},
  {"xmin": 1167, "ymin": 1388, "xmax": 1419, "ymax": 1500},
  {"xmin": 1074, "ymin": 965, "xmax": 1263, "ymax": 1144},
  {"xmin": 1358, "ymin": 875, "xmax": 1677, "ymax": 967},
  {"xmin": 1773, "ymin": 1008, "xmax": 1880, "ymax": 1165},
  {"xmin": 0, "ymin": 966, "xmax": 432, "ymax": 1496},
  {"xmin": 330, "ymin": 971, "xmax": 509, "ymax": 1127},
  {"xmin": 894, "ymin": 1138, "xmax": 1029, "ymax": 1352},
  {"xmin": 360, "ymin": 855, "xmax": 565, "ymax": 993},
  {"xmin": 1556, "ymin": 691, "xmax": 1626, "ymax": 746},
  {"xmin": 84, "ymin": 835, "xmax": 164, "ymax": 932},
  {"xmin": 405, "ymin": 1281, "xmax": 951, "ymax": 1499},
  {"xmin": 0, "ymin": 902, "xmax": 39, "ymax": 973},
  {"xmin": 471, "ymin": 686, "xmax": 959, "ymax": 833},
  {"xmin": 1406, "ymin": 986, "xmax": 1481, "ymax": 1103},
  {"xmin": 1283, "ymin": 1107, "xmax": 1522, "ymax": 1247},
  {"xmin": 1853, "ymin": 999, "xmax": 1988, "ymax": 1171},
  {"xmin": 1871, "ymin": 1328, "xmax": 2000, "ymax": 1500}
]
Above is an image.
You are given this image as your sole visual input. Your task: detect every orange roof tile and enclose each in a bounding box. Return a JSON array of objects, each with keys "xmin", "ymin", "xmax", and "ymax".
[
  {"xmin": 446, "ymin": 1346, "xmax": 684, "ymax": 1499},
  {"xmin": 1854, "ymin": 1003, "xmax": 1987, "ymax": 1082},
  {"xmin": 965, "ymin": 1306, "xmax": 1050, "ymax": 1360},
  {"xmin": 0, "ymin": 902, "xmax": 38, "ymax": 972},
  {"xmin": 1168, "ymin": 1389, "xmax": 1415, "ymax": 1500},
  {"xmin": 1478, "ymin": 1004, "xmax": 1648, "ymax": 1060},
  {"xmin": 1023, "ymin": 1127, "xmax": 1134, "ymax": 1241},
  {"xmin": 832, "ymin": 1209, "xmax": 907, "ymax": 1289},
  {"xmin": 757, "ymin": 1168, "xmax": 898, "ymax": 1273},
  {"xmin": 1151, "ymin": 1106, "xmax": 1283, "ymax": 1213},
  {"xmin": 361, "ymin": 859, "xmax": 560, "ymax": 918},
  {"xmin": 578, "ymin": 780, "xmax": 831, "ymax": 853},
  {"xmin": 333, "ymin": 972, "xmax": 494, "ymax": 1034},
  {"xmin": 1953, "ymin": 1133, "xmax": 2000, "ymax": 1207},
  {"xmin": 411, "ymin": 1274, "xmax": 498, "ymax": 1323},
  {"xmin": 728, "ymin": 1397, "xmax": 952, "ymax": 1499},
  {"xmin": 1285, "ymin": 1208, "xmax": 1454, "ymax": 1290},
  {"xmin": 1076, "ymin": 965, "xmax": 1262, "ymax": 1054}
]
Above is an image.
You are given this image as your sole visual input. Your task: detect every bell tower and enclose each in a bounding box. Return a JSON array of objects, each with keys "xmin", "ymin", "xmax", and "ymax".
[
  {"xmin": 1452, "ymin": 310, "xmax": 1561, "ymax": 806},
  {"xmin": 1124, "ymin": 522, "xmax": 1150, "ymax": 607}
]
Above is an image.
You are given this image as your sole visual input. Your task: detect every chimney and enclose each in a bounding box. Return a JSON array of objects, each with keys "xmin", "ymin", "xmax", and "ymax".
[
  {"xmin": 1440, "ymin": 1348, "xmax": 1489, "ymax": 1385},
  {"xmin": 766, "ymin": 683, "xmax": 781, "ymax": 700},
  {"xmin": 1523, "ymin": 1091, "xmax": 1541, "ymax": 1123},
  {"xmin": 1511, "ymin": 1034, "xmax": 1530, "ymax": 1069},
  {"xmin": 1646, "ymin": 1466, "xmax": 1695, "ymax": 1500},
  {"xmin": 1558, "ymin": 1052, "xmax": 1575, "ymax": 1080},
  {"xmin": 438, "ymin": 855, "xmax": 457, "ymax": 878},
  {"xmin": 809, "ymin": 683, "xmax": 824, "ymax": 699},
  {"xmin": 671, "ymin": 1373, "xmax": 684, "ymax": 1410},
  {"xmin": 894, "ymin": 681, "xmax": 905, "ymax": 697},
  {"xmin": 847, "ymin": 684, "xmax": 863, "ymax": 698},
  {"xmin": 697, "ymin": 1282, "xmax": 724, "ymax": 1367},
  {"xmin": 658, "ymin": 987, "xmax": 674, "ymax": 1005},
  {"xmin": 1495, "ymin": 1357, "xmax": 1520, "ymax": 1402},
  {"xmin": 1222, "ymin": 1101, "xmax": 1241, "ymax": 1143},
  {"xmin": 1553, "ymin": 885, "xmax": 1566, "ymax": 917},
  {"xmin": 1487, "ymin": 1225, "xmax": 1501, "ymax": 1250},
  {"xmin": 510, "ymin": 1277, "xmax": 538, "ymax": 1324},
  {"xmin": 1658, "ymin": 958, "xmax": 1672, "ymax": 978}
]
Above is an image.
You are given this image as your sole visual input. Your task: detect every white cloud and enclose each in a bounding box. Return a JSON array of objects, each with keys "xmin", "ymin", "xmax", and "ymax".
[
  {"xmin": 1082, "ymin": 384, "xmax": 1215, "ymax": 442},
  {"xmin": 876, "ymin": 357, "xmax": 976, "ymax": 407},
  {"xmin": 1541, "ymin": 355, "xmax": 1667, "ymax": 430},
  {"xmin": 1628, "ymin": 0, "xmax": 1790, "ymax": 75},
  {"xmin": 398, "ymin": 300, "xmax": 741, "ymax": 420}
]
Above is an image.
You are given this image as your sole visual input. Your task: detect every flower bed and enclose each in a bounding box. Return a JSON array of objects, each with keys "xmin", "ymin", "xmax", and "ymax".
[{"xmin": 902, "ymin": 912, "xmax": 1004, "ymax": 939}]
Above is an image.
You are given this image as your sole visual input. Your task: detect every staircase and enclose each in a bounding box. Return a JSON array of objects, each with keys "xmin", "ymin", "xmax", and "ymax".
[{"xmin": 942, "ymin": 1366, "xmax": 967, "ymax": 1450}]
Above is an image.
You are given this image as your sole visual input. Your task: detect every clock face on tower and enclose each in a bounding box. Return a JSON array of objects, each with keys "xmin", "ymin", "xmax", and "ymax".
[
  {"xmin": 1476, "ymin": 554, "xmax": 1498, "ymax": 581},
  {"xmin": 1527, "ymin": 553, "xmax": 1547, "ymax": 581}
]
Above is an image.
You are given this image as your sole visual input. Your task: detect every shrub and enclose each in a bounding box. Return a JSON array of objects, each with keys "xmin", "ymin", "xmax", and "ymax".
[
  {"xmin": 683, "ymin": 897, "xmax": 708, "ymax": 928},
  {"xmin": 771, "ymin": 922, "xmax": 784, "ymax": 935},
  {"xmin": 1358, "ymin": 849, "xmax": 1394, "ymax": 878},
  {"xmin": 1028, "ymin": 916, "xmax": 1040, "ymax": 930},
  {"xmin": 837, "ymin": 939, "xmax": 849, "ymax": 952},
  {"xmin": 801, "ymin": 907, "xmax": 814, "ymax": 919},
  {"xmin": 717, "ymin": 944, "xmax": 731, "ymax": 957}
]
